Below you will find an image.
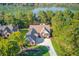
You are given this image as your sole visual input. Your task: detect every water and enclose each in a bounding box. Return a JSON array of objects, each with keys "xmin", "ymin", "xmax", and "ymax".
[{"xmin": 32, "ymin": 7, "xmax": 65, "ymax": 15}]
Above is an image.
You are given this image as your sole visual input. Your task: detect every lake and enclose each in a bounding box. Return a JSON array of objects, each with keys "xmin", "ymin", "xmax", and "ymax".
[{"xmin": 32, "ymin": 7, "xmax": 65, "ymax": 15}]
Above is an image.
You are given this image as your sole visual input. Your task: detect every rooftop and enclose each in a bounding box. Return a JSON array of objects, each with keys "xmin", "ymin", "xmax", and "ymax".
[{"xmin": 29, "ymin": 25, "xmax": 50, "ymax": 33}]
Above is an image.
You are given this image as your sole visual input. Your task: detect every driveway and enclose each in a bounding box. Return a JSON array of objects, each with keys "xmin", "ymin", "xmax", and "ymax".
[{"xmin": 37, "ymin": 38, "xmax": 57, "ymax": 56}]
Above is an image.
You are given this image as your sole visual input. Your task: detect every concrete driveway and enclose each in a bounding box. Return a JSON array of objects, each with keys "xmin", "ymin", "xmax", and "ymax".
[{"xmin": 37, "ymin": 38, "xmax": 57, "ymax": 56}]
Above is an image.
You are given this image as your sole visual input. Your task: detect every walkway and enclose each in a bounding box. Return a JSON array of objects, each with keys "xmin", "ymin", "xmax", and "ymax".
[{"xmin": 37, "ymin": 38, "xmax": 57, "ymax": 56}]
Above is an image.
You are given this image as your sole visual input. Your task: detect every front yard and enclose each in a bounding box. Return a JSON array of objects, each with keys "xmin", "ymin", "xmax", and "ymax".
[{"xmin": 19, "ymin": 28, "xmax": 50, "ymax": 56}]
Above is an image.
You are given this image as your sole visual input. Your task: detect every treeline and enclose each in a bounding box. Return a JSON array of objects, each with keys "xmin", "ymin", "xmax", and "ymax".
[
  {"xmin": 0, "ymin": 10, "xmax": 55, "ymax": 28},
  {"xmin": 0, "ymin": 3, "xmax": 79, "ymax": 7},
  {"xmin": 0, "ymin": 3, "xmax": 53, "ymax": 7},
  {"xmin": 0, "ymin": 11, "xmax": 35, "ymax": 28},
  {"xmin": 0, "ymin": 3, "xmax": 49, "ymax": 6},
  {"xmin": 0, "ymin": 3, "xmax": 79, "ymax": 8},
  {"xmin": 0, "ymin": 3, "xmax": 79, "ymax": 11},
  {"xmin": 0, "ymin": 10, "xmax": 54, "ymax": 28}
]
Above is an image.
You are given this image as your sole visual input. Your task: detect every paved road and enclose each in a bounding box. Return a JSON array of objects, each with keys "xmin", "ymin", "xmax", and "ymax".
[{"xmin": 37, "ymin": 38, "xmax": 57, "ymax": 56}]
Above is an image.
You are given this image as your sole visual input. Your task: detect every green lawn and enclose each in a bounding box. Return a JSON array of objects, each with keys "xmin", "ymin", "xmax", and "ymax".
[
  {"xmin": 51, "ymin": 39, "xmax": 67, "ymax": 56},
  {"xmin": 43, "ymin": 52, "xmax": 50, "ymax": 56},
  {"xmin": 51, "ymin": 39, "xmax": 61, "ymax": 56},
  {"xmin": 19, "ymin": 28, "xmax": 28, "ymax": 36}
]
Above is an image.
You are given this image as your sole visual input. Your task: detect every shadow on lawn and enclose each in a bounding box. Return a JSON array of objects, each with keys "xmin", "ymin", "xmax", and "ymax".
[{"xmin": 18, "ymin": 46, "xmax": 49, "ymax": 56}]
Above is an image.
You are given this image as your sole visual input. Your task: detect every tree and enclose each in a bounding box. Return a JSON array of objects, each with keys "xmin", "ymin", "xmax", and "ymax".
[
  {"xmin": 73, "ymin": 12, "xmax": 79, "ymax": 20},
  {"xmin": 0, "ymin": 12, "xmax": 6, "ymax": 25},
  {"xmin": 63, "ymin": 9, "xmax": 73, "ymax": 19},
  {"xmin": 4, "ymin": 13, "xmax": 13, "ymax": 24},
  {"xmin": 0, "ymin": 31, "xmax": 26, "ymax": 56},
  {"xmin": 45, "ymin": 11, "xmax": 54, "ymax": 25},
  {"xmin": 7, "ymin": 41, "xmax": 20, "ymax": 56},
  {"xmin": 51, "ymin": 11, "xmax": 76, "ymax": 56},
  {"xmin": 26, "ymin": 11, "xmax": 34, "ymax": 25},
  {"xmin": 0, "ymin": 19, "xmax": 6, "ymax": 25},
  {"xmin": 38, "ymin": 11, "xmax": 47, "ymax": 24},
  {"xmin": 17, "ymin": 20, "xmax": 25, "ymax": 28}
]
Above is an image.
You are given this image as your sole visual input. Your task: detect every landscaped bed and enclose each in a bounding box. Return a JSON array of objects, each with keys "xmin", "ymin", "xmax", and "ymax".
[{"xmin": 18, "ymin": 45, "xmax": 49, "ymax": 56}]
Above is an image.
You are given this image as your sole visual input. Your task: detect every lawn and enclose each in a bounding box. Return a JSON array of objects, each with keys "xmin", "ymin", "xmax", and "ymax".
[
  {"xmin": 43, "ymin": 52, "xmax": 50, "ymax": 56},
  {"xmin": 51, "ymin": 39, "xmax": 61, "ymax": 56},
  {"xmin": 19, "ymin": 28, "xmax": 28, "ymax": 36}
]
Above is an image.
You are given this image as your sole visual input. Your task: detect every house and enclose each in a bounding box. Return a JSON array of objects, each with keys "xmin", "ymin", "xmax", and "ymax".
[
  {"xmin": 26, "ymin": 24, "xmax": 50, "ymax": 45},
  {"xmin": 0, "ymin": 24, "xmax": 18, "ymax": 39}
]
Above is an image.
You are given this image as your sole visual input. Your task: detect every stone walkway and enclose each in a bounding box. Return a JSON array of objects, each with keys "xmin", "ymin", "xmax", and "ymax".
[{"xmin": 37, "ymin": 38, "xmax": 57, "ymax": 56}]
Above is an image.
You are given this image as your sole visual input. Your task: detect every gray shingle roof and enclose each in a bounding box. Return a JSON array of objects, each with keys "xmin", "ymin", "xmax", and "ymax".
[
  {"xmin": 0, "ymin": 24, "xmax": 17, "ymax": 35},
  {"xmin": 27, "ymin": 28, "xmax": 37, "ymax": 41},
  {"xmin": 27, "ymin": 25, "xmax": 50, "ymax": 43},
  {"xmin": 0, "ymin": 24, "xmax": 13, "ymax": 31}
]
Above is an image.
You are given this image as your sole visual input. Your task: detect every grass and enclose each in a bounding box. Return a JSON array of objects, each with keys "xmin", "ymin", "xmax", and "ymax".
[
  {"xmin": 51, "ymin": 39, "xmax": 63, "ymax": 56},
  {"xmin": 51, "ymin": 37, "xmax": 70, "ymax": 56},
  {"xmin": 43, "ymin": 52, "xmax": 50, "ymax": 56},
  {"xmin": 19, "ymin": 28, "xmax": 28, "ymax": 36}
]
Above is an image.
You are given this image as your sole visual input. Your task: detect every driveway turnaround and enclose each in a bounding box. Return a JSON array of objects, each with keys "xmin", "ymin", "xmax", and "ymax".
[{"xmin": 37, "ymin": 38, "xmax": 57, "ymax": 56}]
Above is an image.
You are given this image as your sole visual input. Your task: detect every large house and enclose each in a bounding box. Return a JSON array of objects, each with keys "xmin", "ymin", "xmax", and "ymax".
[
  {"xmin": 26, "ymin": 24, "xmax": 50, "ymax": 45},
  {"xmin": 0, "ymin": 24, "xmax": 18, "ymax": 39}
]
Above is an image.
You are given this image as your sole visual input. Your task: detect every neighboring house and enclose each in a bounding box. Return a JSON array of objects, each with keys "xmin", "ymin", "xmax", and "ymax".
[
  {"xmin": 26, "ymin": 24, "xmax": 50, "ymax": 45},
  {"xmin": 0, "ymin": 24, "xmax": 18, "ymax": 39}
]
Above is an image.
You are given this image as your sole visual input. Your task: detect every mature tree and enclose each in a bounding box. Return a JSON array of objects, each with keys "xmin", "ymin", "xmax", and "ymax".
[
  {"xmin": 0, "ymin": 12, "xmax": 6, "ymax": 25},
  {"xmin": 4, "ymin": 13, "xmax": 13, "ymax": 24},
  {"xmin": 38, "ymin": 11, "xmax": 47, "ymax": 24},
  {"xmin": 63, "ymin": 9, "xmax": 73, "ymax": 19},
  {"xmin": 26, "ymin": 11, "xmax": 34, "ymax": 25},
  {"xmin": 73, "ymin": 12, "xmax": 79, "ymax": 20},
  {"xmin": 0, "ymin": 31, "xmax": 26, "ymax": 56},
  {"xmin": 45, "ymin": 11, "xmax": 54, "ymax": 24}
]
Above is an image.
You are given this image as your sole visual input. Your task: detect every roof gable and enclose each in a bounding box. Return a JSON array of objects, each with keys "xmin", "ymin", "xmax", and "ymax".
[
  {"xmin": 27, "ymin": 28, "xmax": 37, "ymax": 36},
  {"xmin": 40, "ymin": 27, "xmax": 50, "ymax": 34},
  {"xmin": 29, "ymin": 25, "xmax": 50, "ymax": 33},
  {"xmin": 0, "ymin": 24, "xmax": 14, "ymax": 32}
]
